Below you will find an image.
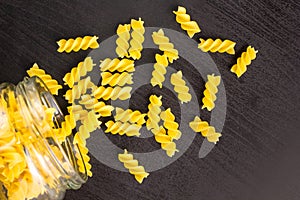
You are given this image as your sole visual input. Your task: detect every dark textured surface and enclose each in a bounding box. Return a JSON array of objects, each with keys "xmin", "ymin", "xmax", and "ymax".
[{"xmin": 0, "ymin": 0, "xmax": 300, "ymax": 200}]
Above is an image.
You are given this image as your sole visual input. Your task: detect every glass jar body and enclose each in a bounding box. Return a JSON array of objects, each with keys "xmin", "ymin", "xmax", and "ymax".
[{"xmin": 0, "ymin": 77, "xmax": 87, "ymax": 200}]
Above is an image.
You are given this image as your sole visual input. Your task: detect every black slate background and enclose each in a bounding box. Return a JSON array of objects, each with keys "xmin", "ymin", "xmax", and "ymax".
[{"xmin": 0, "ymin": 0, "xmax": 300, "ymax": 200}]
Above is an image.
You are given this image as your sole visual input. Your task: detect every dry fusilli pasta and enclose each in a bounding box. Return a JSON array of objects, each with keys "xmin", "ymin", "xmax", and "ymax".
[
  {"xmin": 152, "ymin": 29, "xmax": 179, "ymax": 63},
  {"xmin": 101, "ymin": 72, "xmax": 133, "ymax": 86},
  {"xmin": 115, "ymin": 107, "xmax": 146, "ymax": 126},
  {"xmin": 64, "ymin": 77, "xmax": 94, "ymax": 103},
  {"xmin": 202, "ymin": 74, "xmax": 221, "ymax": 111},
  {"xmin": 198, "ymin": 38, "xmax": 236, "ymax": 55},
  {"xmin": 160, "ymin": 108, "xmax": 181, "ymax": 140},
  {"xmin": 57, "ymin": 36, "xmax": 99, "ymax": 53},
  {"xmin": 128, "ymin": 18, "xmax": 145, "ymax": 60},
  {"xmin": 27, "ymin": 63, "xmax": 62, "ymax": 95},
  {"xmin": 118, "ymin": 149, "xmax": 149, "ymax": 184},
  {"xmin": 146, "ymin": 95, "xmax": 162, "ymax": 131},
  {"xmin": 116, "ymin": 24, "xmax": 131, "ymax": 58},
  {"xmin": 173, "ymin": 6, "xmax": 201, "ymax": 38},
  {"xmin": 93, "ymin": 101, "xmax": 114, "ymax": 117},
  {"xmin": 75, "ymin": 143, "xmax": 92, "ymax": 177},
  {"xmin": 151, "ymin": 126, "xmax": 178, "ymax": 157},
  {"xmin": 63, "ymin": 57, "xmax": 95, "ymax": 88},
  {"xmin": 92, "ymin": 86, "xmax": 132, "ymax": 101},
  {"xmin": 170, "ymin": 71, "xmax": 192, "ymax": 104},
  {"xmin": 150, "ymin": 54, "xmax": 169, "ymax": 88},
  {"xmin": 105, "ymin": 121, "xmax": 141, "ymax": 137},
  {"xmin": 231, "ymin": 46, "xmax": 258, "ymax": 78},
  {"xmin": 100, "ymin": 58, "xmax": 135, "ymax": 72},
  {"xmin": 189, "ymin": 116, "xmax": 222, "ymax": 143}
]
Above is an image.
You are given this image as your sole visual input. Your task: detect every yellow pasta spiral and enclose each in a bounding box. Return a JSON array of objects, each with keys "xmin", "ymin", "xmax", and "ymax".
[
  {"xmin": 56, "ymin": 111, "xmax": 76, "ymax": 143},
  {"xmin": 56, "ymin": 35, "xmax": 99, "ymax": 53},
  {"xmin": 198, "ymin": 38, "xmax": 236, "ymax": 55},
  {"xmin": 75, "ymin": 143, "xmax": 92, "ymax": 177},
  {"xmin": 92, "ymin": 86, "xmax": 132, "ymax": 101},
  {"xmin": 150, "ymin": 54, "xmax": 169, "ymax": 88},
  {"xmin": 160, "ymin": 108, "xmax": 181, "ymax": 140},
  {"xmin": 151, "ymin": 126, "xmax": 178, "ymax": 157},
  {"xmin": 173, "ymin": 6, "xmax": 201, "ymax": 38},
  {"xmin": 93, "ymin": 101, "xmax": 114, "ymax": 117},
  {"xmin": 64, "ymin": 77, "xmax": 94, "ymax": 103},
  {"xmin": 67, "ymin": 105, "xmax": 88, "ymax": 121},
  {"xmin": 170, "ymin": 71, "xmax": 192, "ymax": 104},
  {"xmin": 115, "ymin": 107, "xmax": 146, "ymax": 126},
  {"xmin": 118, "ymin": 149, "xmax": 149, "ymax": 184},
  {"xmin": 189, "ymin": 116, "xmax": 222, "ymax": 143},
  {"xmin": 105, "ymin": 121, "xmax": 141, "ymax": 137},
  {"xmin": 101, "ymin": 72, "xmax": 133, "ymax": 86},
  {"xmin": 73, "ymin": 111, "xmax": 101, "ymax": 146},
  {"xmin": 63, "ymin": 57, "xmax": 95, "ymax": 88},
  {"xmin": 128, "ymin": 18, "xmax": 145, "ymax": 60},
  {"xmin": 116, "ymin": 24, "xmax": 131, "ymax": 58},
  {"xmin": 231, "ymin": 46, "xmax": 258, "ymax": 78},
  {"xmin": 152, "ymin": 29, "xmax": 179, "ymax": 63},
  {"xmin": 100, "ymin": 58, "xmax": 135, "ymax": 72},
  {"xmin": 202, "ymin": 74, "xmax": 221, "ymax": 111},
  {"xmin": 27, "ymin": 63, "xmax": 62, "ymax": 95},
  {"xmin": 146, "ymin": 95, "xmax": 162, "ymax": 131}
]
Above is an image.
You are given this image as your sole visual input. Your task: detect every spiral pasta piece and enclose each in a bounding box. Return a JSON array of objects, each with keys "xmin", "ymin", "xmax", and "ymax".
[
  {"xmin": 152, "ymin": 29, "xmax": 179, "ymax": 63},
  {"xmin": 75, "ymin": 143, "xmax": 92, "ymax": 177},
  {"xmin": 57, "ymin": 35, "xmax": 99, "ymax": 53},
  {"xmin": 173, "ymin": 6, "xmax": 201, "ymax": 38},
  {"xmin": 231, "ymin": 46, "xmax": 258, "ymax": 78},
  {"xmin": 100, "ymin": 58, "xmax": 135, "ymax": 72},
  {"xmin": 63, "ymin": 57, "xmax": 95, "ymax": 88},
  {"xmin": 64, "ymin": 77, "xmax": 94, "ymax": 103},
  {"xmin": 146, "ymin": 95, "xmax": 162, "ymax": 131},
  {"xmin": 189, "ymin": 116, "xmax": 222, "ymax": 143},
  {"xmin": 115, "ymin": 107, "xmax": 146, "ymax": 125},
  {"xmin": 67, "ymin": 105, "xmax": 88, "ymax": 121},
  {"xmin": 57, "ymin": 111, "xmax": 76, "ymax": 142},
  {"xmin": 27, "ymin": 63, "xmax": 62, "ymax": 95},
  {"xmin": 150, "ymin": 54, "xmax": 169, "ymax": 88},
  {"xmin": 73, "ymin": 110, "xmax": 101, "ymax": 146},
  {"xmin": 118, "ymin": 149, "xmax": 149, "ymax": 184},
  {"xmin": 151, "ymin": 126, "xmax": 178, "ymax": 157},
  {"xmin": 202, "ymin": 74, "xmax": 221, "ymax": 111},
  {"xmin": 92, "ymin": 86, "xmax": 132, "ymax": 101},
  {"xmin": 116, "ymin": 24, "xmax": 131, "ymax": 58},
  {"xmin": 105, "ymin": 121, "xmax": 141, "ymax": 137},
  {"xmin": 93, "ymin": 101, "xmax": 114, "ymax": 117},
  {"xmin": 101, "ymin": 72, "xmax": 133, "ymax": 86},
  {"xmin": 170, "ymin": 71, "xmax": 192, "ymax": 104},
  {"xmin": 128, "ymin": 18, "xmax": 145, "ymax": 60},
  {"xmin": 198, "ymin": 38, "xmax": 236, "ymax": 55},
  {"xmin": 160, "ymin": 108, "xmax": 181, "ymax": 140}
]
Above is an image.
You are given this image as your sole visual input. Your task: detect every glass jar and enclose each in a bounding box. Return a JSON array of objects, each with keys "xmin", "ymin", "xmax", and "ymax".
[{"xmin": 0, "ymin": 77, "xmax": 87, "ymax": 200}]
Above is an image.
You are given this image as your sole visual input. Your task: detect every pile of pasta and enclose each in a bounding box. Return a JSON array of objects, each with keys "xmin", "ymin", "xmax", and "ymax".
[{"xmin": 1, "ymin": 5, "xmax": 258, "ymax": 194}]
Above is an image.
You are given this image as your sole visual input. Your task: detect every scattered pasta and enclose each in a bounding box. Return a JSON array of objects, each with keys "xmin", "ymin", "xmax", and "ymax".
[
  {"xmin": 100, "ymin": 58, "xmax": 135, "ymax": 72},
  {"xmin": 57, "ymin": 36, "xmax": 99, "ymax": 53},
  {"xmin": 231, "ymin": 46, "xmax": 258, "ymax": 78},
  {"xmin": 170, "ymin": 71, "xmax": 192, "ymax": 104},
  {"xmin": 198, "ymin": 38, "xmax": 236, "ymax": 55},
  {"xmin": 128, "ymin": 18, "xmax": 145, "ymax": 60},
  {"xmin": 146, "ymin": 95, "xmax": 162, "ymax": 131},
  {"xmin": 105, "ymin": 121, "xmax": 141, "ymax": 137},
  {"xmin": 116, "ymin": 24, "xmax": 131, "ymax": 58},
  {"xmin": 101, "ymin": 71, "xmax": 133, "ymax": 86},
  {"xmin": 118, "ymin": 149, "xmax": 149, "ymax": 184},
  {"xmin": 202, "ymin": 74, "xmax": 221, "ymax": 111},
  {"xmin": 189, "ymin": 116, "xmax": 222, "ymax": 143},
  {"xmin": 150, "ymin": 54, "xmax": 169, "ymax": 88},
  {"xmin": 152, "ymin": 29, "xmax": 179, "ymax": 63},
  {"xmin": 27, "ymin": 63, "xmax": 62, "ymax": 95},
  {"xmin": 63, "ymin": 57, "xmax": 95, "ymax": 88},
  {"xmin": 92, "ymin": 86, "xmax": 132, "ymax": 101},
  {"xmin": 115, "ymin": 107, "xmax": 146, "ymax": 126},
  {"xmin": 160, "ymin": 108, "xmax": 182, "ymax": 140},
  {"xmin": 173, "ymin": 6, "xmax": 201, "ymax": 38},
  {"xmin": 151, "ymin": 126, "xmax": 178, "ymax": 157}
]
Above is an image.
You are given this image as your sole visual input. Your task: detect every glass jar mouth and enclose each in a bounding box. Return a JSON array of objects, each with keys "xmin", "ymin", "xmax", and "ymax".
[{"xmin": 15, "ymin": 76, "xmax": 87, "ymax": 188}]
